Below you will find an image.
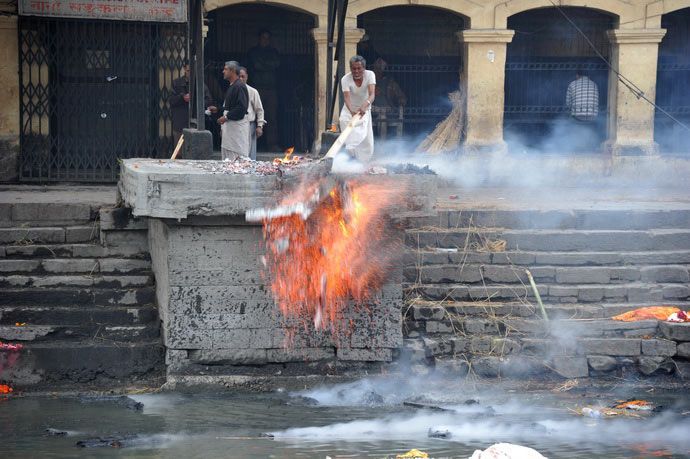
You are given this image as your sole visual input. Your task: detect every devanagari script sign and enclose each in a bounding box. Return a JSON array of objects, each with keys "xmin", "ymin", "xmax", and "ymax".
[{"xmin": 19, "ymin": 0, "xmax": 187, "ymax": 23}]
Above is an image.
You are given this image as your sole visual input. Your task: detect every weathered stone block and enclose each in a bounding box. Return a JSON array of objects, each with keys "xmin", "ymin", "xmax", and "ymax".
[
  {"xmin": 11, "ymin": 203, "xmax": 91, "ymax": 223},
  {"xmin": 42, "ymin": 258, "xmax": 98, "ymax": 273},
  {"xmin": 609, "ymin": 267, "xmax": 639, "ymax": 281},
  {"xmin": 659, "ymin": 322, "xmax": 690, "ymax": 341},
  {"xmin": 413, "ymin": 304, "xmax": 446, "ymax": 321},
  {"xmin": 578, "ymin": 287, "xmax": 604, "ymax": 302},
  {"xmin": 0, "ymin": 259, "xmax": 41, "ymax": 272},
  {"xmin": 549, "ymin": 285, "xmax": 578, "ymax": 297},
  {"xmin": 188, "ymin": 349, "xmax": 268, "ymax": 365},
  {"xmin": 551, "ymin": 356, "xmax": 589, "ymax": 378},
  {"xmin": 65, "ymin": 226, "xmax": 97, "ymax": 243},
  {"xmin": 662, "ymin": 285, "xmax": 690, "ymax": 300},
  {"xmin": 469, "ymin": 337, "xmax": 493, "ymax": 353},
  {"xmin": 641, "ymin": 339, "xmax": 677, "ymax": 356},
  {"xmin": 336, "ymin": 348, "xmax": 392, "ymax": 361},
  {"xmin": 422, "ymin": 337, "xmax": 453, "ymax": 356},
  {"xmin": 426, "ymin": 321, "xmax": 453, "ymax": 333},
  {"xmin": 267, "ymin": 347, "xmax": 335, "ymax": 363},
  {"xmin": 638, "ymin": 356, "xmax": 675, "ymax": 376},
  {"xmin": 434, "ymin": 359, "xmax": 469, "ymax": 377},
  {"xmin": 640, "ymin": 266, "xmax": 689, "ymax": 283},
  {"xmin": 556, "ymin": 267, "xmax": 610, "ymax": 284},
  {"xmin": 491, "ymin": 338, "xmax": 520, "ymax": 356},
  {"xmin": 471, "ymin": 356, "xmax": 500, "ymax": 377},
  {"xmin": 578, "ymin": 338, "xmax": 640, "ymax": 356},
  {"xmin": 588, "ymin": 355, "xmax": 618, "ymax": 372},
  {"xmin": 677, "ymin": 343, "xmax": 690, "ymax": 358},
  {"xmin": 491, "ymin": 251, "xmax": 536, "ymax": 265}
]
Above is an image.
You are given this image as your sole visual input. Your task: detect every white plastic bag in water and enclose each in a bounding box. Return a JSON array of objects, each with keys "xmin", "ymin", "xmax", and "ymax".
[{"xmin": 470, "ymin": 443, "xmax": 548, "ymax": 459}]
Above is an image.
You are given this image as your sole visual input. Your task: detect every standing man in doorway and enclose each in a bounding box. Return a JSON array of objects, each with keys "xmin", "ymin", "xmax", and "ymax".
[
  {"xmin": 340, "ymin": 55, "xmax": 376, "ymax": 162},
  {"xmin": 169, "ymin": 61, "xmax": 191, "ymax": 151},
  {"xmin": 217, "ymin": 61, "xmax": 249, "ymax": 160},
  {"xmin": 247, "ymin": 29, "xmax": 281, "ymax": 151},
  {"xmin": 238, "ymin": 67, "xmax": 265, "ymax": 161},
  {"xmin": 566, "ymin": 71, "xmax": 599, "ymax": 122}
]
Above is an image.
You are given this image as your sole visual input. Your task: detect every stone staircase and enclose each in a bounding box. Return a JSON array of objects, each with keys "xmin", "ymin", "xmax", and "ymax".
[
  {"xmin": 0, "ymin": 200, "xmax": 163, "ymax": 390},
  {"xmin": 402, "ymin": 208, "xmax": 690, "ymax": 380}
]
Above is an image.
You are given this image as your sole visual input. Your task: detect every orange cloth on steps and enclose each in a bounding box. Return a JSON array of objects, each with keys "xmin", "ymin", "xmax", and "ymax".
[{"xmin": 611, "ymin": 306, "xmax": 680, "ymax": 322}]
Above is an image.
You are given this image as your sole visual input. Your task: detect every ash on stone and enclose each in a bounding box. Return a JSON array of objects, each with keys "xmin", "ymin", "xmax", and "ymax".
[
  {"xmin": 45, "ymin": 428, "xmax": 68, "ymax": 436},
  {"xmin": 76, "ymin": 434, "xmax": 138, "ymax": 448},
  {"xmin": 403, "ymin": 401, "xmax": 454, "ymax": 412},
  {"xmin": 381, "ymin": 163, "xmax": 437, "ymax": 175},
  {"xmin": 78, "ymin": 395, "xmax": 144, "ymax": 412},
  {"xmin": 286, "ymin": 395, "xmax": 319, "ymax": 406},
  {"xmin": 428, "ymin": 426, "xmax": 452, "ymax": 439}
]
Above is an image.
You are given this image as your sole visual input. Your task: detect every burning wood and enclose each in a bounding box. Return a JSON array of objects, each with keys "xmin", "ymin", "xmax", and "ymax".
[
  {"xmin": 252, "ymin": 175, "xmax": 405, "ymax": 332},
  {"xmin": 1, "ymin": 341, "xmax": 23, "ymax": 395},
  {"xmin": 273, "ymin": 147, "xmax": 302, "ymax": 166}
]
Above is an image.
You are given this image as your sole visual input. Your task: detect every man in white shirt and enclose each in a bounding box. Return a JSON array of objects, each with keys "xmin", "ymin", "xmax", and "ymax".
[
  {"xmin": 239, "ymin": 67, "xmax": 266, "ymax": 160},
  {"xmin": 340, "ymin": 55, "xmax": 376, "ymax": 161}
]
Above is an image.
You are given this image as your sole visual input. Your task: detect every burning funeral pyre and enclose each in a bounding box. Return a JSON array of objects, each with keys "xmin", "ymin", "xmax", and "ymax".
[{"xmin": 248, "ymin": 170, "xmax": 407, "ymax": 334}]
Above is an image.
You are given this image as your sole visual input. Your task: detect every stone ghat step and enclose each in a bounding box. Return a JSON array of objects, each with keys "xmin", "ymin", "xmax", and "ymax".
[
  {"xmin": 0, "ymin": 225, "xmax": 99, "ymax": 245},
  {"xmin": 0, "ymin": 287, "xmax": 155, "ymax": 307},
  {"xmin": 405, "ymin": 228, "xmax": 690, "ymax": 251},
  {"xmin": 409, "ymin": 334, "xmax": 680, "ymax": 359},
  {"xmin": 0, "ymin": 324, "xmax": 158, "ymax": 342},
  {"xmin": 0, "ymin": 274, "xmax": 153, "ymax": 289},
  {"xmin": 4, "ymin": 340, "xmax": 164, "ymax": 389},
  {"xmin": 0, "ymin": 305, "xmax": 158, "ymax": 326},
  {"xmin": 404, "ymin": 249, "xmax": 690, "ymax": 267},
  {"xmin": 1, "ymin": 243, "xmax": 149, "ymax": 259},
  {"xmin": 407, "ymin": 282, "xmax": 690, "ymax": 303},
  {"xmin": 409, "ymin": 317, "xmax": 664, "ymax": 340},
  {"xmin": 0, "ymin": 202, "xmax": 99, "ymax": 228},
  {"xmin": 405, "ymin": 300, "xmax": 690, "ymax": 320},
  {"xmin": 411, "ymin": 209, "xmax": 690, "ymax": 231},
  {"xmin": 406, "ymin": 264, "xmax": 690, "ymax": 285},
  {"xmin": 0, "ymin": 258, "xmax": 151, "ymax": 274}
]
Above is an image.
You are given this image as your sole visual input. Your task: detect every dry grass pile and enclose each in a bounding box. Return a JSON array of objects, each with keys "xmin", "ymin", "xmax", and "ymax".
[{"xmin": 416, "ymin": 85, "xmax": 466, "ymax": 154}]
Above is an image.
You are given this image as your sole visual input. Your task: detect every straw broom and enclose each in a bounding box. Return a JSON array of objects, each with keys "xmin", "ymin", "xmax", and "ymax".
[{"xmin": 416, "ymin": 81, "xmax": 466, "ymax": 154}]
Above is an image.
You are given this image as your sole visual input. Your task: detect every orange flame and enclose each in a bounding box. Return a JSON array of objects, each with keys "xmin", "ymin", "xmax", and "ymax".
[
  {"xmin": 273, "ymin": 147, "xmax": 300, "ymax": 166},
  {"xmin": 262, "ymin": 177, "xmax": 403, "ymax": 334},
  {"xmin": 0, "ymin": 384, "xmax": 12, "ymax": 394}
]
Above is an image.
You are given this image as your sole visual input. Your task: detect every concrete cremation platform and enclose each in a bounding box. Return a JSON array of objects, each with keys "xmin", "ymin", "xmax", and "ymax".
[{"xmin": 119, "ymin": 159, "xmax": 407, "ymax": 387}]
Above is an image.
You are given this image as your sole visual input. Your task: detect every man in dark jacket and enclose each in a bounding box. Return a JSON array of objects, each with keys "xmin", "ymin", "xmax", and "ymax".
[
  {"xmin": 169, "ymin": 62, "xmax": 218, "ymax": 152},
  {"xmin": 217, "ymin": 61, "xmax": 249, "ymax": 159},
  {"xmin": 169, "ymin": 62, "xmax": 191, "ymax": 149}
]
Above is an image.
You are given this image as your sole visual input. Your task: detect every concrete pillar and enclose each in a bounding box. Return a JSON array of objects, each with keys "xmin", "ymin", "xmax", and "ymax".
[
  {"xmin": 0, "ymin": 16, "xmax": 19, "ymax": 182},
  {"xmin": 343, "ymin": 27, "xmax": 365, "ymax": 68},
  {"xmin": 311, "ymin": 27, "xmax": 330, "ymax": 149},
  {"xmin": 605, "ymin": 28, "xmax": 666, "ymax": 156},
  {"xmin": 458, "ymin": 29, "xmax": 514, "ymax": 153}
]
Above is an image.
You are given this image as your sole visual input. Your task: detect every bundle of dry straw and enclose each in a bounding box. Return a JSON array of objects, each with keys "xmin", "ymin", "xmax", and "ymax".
[{"xmin": 415, "ymin": 83, "xmax": 466, "ymax": 155}]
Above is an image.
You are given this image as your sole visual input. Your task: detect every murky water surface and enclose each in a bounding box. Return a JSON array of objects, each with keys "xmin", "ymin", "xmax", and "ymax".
[{"xmin": 1, "ymin": 378, "xmax": 689, "ymax": 458}]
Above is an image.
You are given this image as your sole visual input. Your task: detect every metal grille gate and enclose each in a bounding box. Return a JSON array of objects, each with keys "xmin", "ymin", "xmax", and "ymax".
[{"xmin": 19, "ymin": 17, "xmax": 187, "ymax": 182}]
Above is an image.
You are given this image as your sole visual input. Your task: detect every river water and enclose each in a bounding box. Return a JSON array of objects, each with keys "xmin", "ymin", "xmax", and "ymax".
[{"xmin": 1, "ymin": 377, "xmax": 689, "ymax": 458}]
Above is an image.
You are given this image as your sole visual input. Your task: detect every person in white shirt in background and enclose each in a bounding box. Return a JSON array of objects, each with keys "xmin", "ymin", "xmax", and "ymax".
[
  {"xmin": 340, "ymin": 55, "xmax": 376, "ymax": 162},
  {"xmin": 238, "ymin": 67, "xmax": 266, "ymax": 160}
]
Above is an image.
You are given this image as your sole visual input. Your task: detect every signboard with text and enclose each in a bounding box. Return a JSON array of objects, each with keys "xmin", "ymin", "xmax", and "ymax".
[{"xmin": 19, "ymin": 0, "xmax": 187, "ymax": 23}]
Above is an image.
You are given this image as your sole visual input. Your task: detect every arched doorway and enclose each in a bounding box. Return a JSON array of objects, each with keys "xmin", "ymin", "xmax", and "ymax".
[
  {"xmin": 504, "ymin": 7, "xmax": 614, "ymax": 153},
  {"xmin": 205, "ymin": 4, "xmax": 316, "ymax": 154},
  {"xmin": 655, "ymin": 7, "xmax": 690, "ymax": 154},
  {"xmin": 356, "ymin": 6, "xmax": 466, "ymax": 141}
]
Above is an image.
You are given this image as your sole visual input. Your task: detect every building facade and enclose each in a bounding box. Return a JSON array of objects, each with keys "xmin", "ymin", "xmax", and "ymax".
[{"xmin": 1, "ymin": 0, "xmax": 689, "ymax": 182}]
